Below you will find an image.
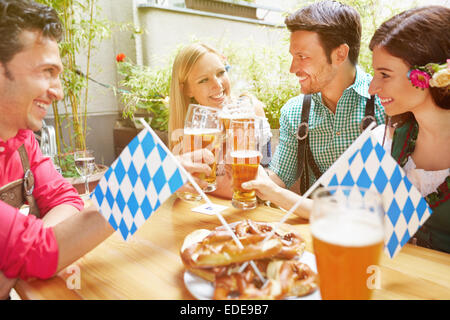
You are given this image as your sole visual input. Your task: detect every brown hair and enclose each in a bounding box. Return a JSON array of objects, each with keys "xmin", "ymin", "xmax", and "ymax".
[
  {"xmin": 370, "ymin": 6, "xmax": 450, "ymax": 110},
  {"xmin": 285, "ymin": 0, "xmax": 362, "ymax": 65},
  {"xmin": 0, "ymin": 0, "xmax": 62, "ymax": 67}
]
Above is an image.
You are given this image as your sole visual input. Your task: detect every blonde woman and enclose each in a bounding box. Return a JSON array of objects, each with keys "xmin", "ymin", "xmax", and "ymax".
[{"xmin": 169, "ymin": 43, "xmax": 270, "ymax": 199}]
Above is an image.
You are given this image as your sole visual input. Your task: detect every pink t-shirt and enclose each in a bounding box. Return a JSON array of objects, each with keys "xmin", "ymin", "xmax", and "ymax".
[{"xmin": 0, "ymin": 129, "xmax": 84, "ymax": 280}]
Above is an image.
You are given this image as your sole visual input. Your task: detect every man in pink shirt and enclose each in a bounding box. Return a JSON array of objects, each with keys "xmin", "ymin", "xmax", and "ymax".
[{"xmin": 0, "ymin": 0, "xmax": 113, "ymax": 298}]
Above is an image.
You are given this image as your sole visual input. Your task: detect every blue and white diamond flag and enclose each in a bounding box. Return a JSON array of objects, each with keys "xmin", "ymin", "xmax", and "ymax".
[
  {"xmin": 90, "ymin": 126, "xmax": 188, "ymax": 241},
  {"xmin": 320, "ymin": 132, "xmax": 433, "ymax": 258}
]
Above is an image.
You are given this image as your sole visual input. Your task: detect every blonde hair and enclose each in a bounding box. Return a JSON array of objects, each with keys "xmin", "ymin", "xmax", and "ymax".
[{"xmin": 168, "ymin": 43, "xmax": 224, "ymax": 149}]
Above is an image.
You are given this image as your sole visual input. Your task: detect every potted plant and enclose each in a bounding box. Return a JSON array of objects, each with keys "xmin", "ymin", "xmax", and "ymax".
[
  {"xmin": 114, "ymin": 53, "xmax": 171, "ymax": 155},
  {"xmin": 36, "ymin": 0, "xmax": 113, "ymax": 191}
]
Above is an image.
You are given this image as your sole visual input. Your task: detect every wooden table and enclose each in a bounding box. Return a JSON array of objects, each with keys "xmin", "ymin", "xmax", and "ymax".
[{"xmin": 15, "ymin": 195, "xmax": 450, "ymax": 300}]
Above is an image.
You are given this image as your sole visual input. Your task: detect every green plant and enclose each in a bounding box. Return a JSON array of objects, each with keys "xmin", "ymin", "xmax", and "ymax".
[
  {"xmin": 57, "ymin": 153, "xmax": 79, "ymax": 178},
  {"xmin": 36, "ymin": 0, "xmax": 113, "ymax": 176},
  {"xmin": 116, "ymin": 55, "xmax": 171, "ymax": 132}
]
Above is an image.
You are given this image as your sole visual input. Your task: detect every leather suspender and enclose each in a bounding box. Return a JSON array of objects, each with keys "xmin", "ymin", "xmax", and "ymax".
[
  {"xmin": 296, "ymin": 95, "xmax": 322, "ymax": 195},
  {"xmin": 17, "ymin": 145, "xmax": 40, "ymax": 217},
  {"xmin": 296, "ymin": 95, "xmax": 376, "ymax": 195},
  {"xmin": 360, "ymin": 95, "xmax": 376, "ymax": 131},
  {"xmin": 0, "ymin": 145, "xmax": 40, "ymax": 217}
]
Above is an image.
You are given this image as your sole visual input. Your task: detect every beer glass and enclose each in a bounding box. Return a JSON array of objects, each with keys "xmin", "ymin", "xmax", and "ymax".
[
  {"xmin": 219, "ymin": 97, "xmax": 256, "ymax": 164},
  {"xmin": 219, "ymin": 96, "xmax": 255, "ymax": 132},
  {"xmin": 177, "ymin": 104, "xmax": 222, "ymax": 201},
  {"xmin": 311, "ymin": 186, "xmax": 385, "ymax": 300},
  {"xmin": 228, "ymin": 118, "xmax": 262, "ymax": 210}
]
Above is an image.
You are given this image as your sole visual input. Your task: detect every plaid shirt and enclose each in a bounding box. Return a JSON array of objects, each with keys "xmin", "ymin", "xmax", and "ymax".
[{"xmin": 269, "ymin": 66, "xmax": 385, "ymax": 188}]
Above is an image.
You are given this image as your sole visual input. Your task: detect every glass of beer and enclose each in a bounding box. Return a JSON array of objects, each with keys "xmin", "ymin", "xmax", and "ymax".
[
  {"xmin": 177, "ymin": 104, "xmax": 222, "ymax": 201},
  {"xmin": 228, "ymin": 118, "xmax": 262, "ymax": 210},
  {"xmin": 219, "ymin": 97, "xmax": 256, "ymax": 164},
  {"xmin": 311, "ymin": 185, "xmax": 385, "ymax": 300},
  {"xmin": 219, "ymin": 96, "xmax": 255, "ymax": 132}
]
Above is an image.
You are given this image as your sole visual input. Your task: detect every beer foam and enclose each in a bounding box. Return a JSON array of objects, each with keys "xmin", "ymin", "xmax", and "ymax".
[
  {"xmin": 311, "ymin": 210, "xmax": 384, "ymax": 247},
  {"xmin": 184, "ymin": 128, "xmax": 222, "ymax": 135},
  {"xmin": 220, "ymin": 113, "xmax": 255, "ymax": 119},
  {"xmin": 230, "ymin": 150, "xmax": 262, "ymax": 159}
]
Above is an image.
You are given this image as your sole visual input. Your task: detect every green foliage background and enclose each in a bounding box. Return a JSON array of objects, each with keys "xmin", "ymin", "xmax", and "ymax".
[{"xmin": 118, "ymin": 0, "xmax": 426, "ymax": 129}]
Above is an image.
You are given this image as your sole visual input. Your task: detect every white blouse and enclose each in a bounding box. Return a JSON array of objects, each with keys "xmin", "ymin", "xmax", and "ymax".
[{"xmin": 373, "ymin": 125, "xmax": 449, "ymax": 197}]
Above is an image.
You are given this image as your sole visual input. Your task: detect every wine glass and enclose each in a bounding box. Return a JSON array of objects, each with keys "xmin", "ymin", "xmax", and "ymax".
[{"xmin": 74, "ymin": 150, "xmax": 95, "ymax": 195}]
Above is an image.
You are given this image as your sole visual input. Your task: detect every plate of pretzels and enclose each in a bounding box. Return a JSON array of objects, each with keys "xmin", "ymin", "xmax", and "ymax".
[{"xmin": 180, "ymin": 219, "xmax": 320, "ymax": 300}]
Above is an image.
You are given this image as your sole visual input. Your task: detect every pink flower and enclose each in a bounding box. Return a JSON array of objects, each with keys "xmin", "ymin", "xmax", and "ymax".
[
  {"xmin": 116, "ymin": 53, "xmax": 126, "ymax": 63},
  {"xmin": 408, "ymin": 69, "xmax": 431, "ymax": 89}
]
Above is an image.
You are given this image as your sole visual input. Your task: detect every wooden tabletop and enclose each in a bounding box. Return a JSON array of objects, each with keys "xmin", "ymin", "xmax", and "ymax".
[{"xmin": 15, "ymin": 195, "xmax": 450, "ymax": 300}]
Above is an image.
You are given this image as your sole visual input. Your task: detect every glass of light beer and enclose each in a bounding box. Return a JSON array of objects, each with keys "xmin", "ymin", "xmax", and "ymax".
[
  {"xmin": 228, "ymin": 118, "xmax": 262, "ymax": 210},
  {"xmin": 219, "ymin": 97, "xmax": 255, "ymax": 131},
  {"xmin": 311, "ymin": 186, "xmax": 385, "ymax": 300},
  {"xmin": 176, "ymin": 104, "xmax": 222, "ymax": 201},
  {"xmin": 219, "ymin": 97, "xmax": 256, "ymax": 166}
]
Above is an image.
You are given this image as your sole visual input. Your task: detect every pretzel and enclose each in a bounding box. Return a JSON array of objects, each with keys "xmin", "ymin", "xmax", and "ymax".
[
  {"xmin": 266, "ymin": 260, "xmax": 318, "ymax": 298},
  {"xmin": 180, "ymin": 227, "xmax": 282, "ymax": 268},
  {"xmin": 213, "ymin": 260, "xmax": 317, "ymax": 300},
  {"xmin": 213, "ymin": 260, "xmax": 281, "ymax": 300},
  {"xmin": 180, "ymin": 220, "xmax": 305, "ymax": 269},
  {"xmin": 213, "ymin": 220, "xmax": 306, "ymax": 260}
]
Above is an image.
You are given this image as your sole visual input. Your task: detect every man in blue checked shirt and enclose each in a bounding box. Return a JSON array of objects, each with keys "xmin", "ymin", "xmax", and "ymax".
[{"xmin": 242, "ymin": 1, "xmax": 385, "ymax": 219}]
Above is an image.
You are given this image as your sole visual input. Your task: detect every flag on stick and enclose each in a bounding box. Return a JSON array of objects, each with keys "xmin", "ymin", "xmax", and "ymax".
[
  {"xmin": 319, "ymin": 131, "xmax": 433, "ymax": 258},
  {"xmin": 90, "ymin": 124, "xmax": 188, "ymax": 240},
  {"xmin": 90, "ymin": 119, "xmax": 267, "ymax": 283},
  {"xmin": 91, "ymin": 119, "xmax": 267, "ymax": 282},
  {"xmin": 268, "ymin": 123, "xmax": 433, "ymax": 258}
]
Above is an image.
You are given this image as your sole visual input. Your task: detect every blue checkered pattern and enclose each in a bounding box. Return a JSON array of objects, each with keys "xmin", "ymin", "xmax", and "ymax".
[
  {"xmin": 321, "ymin": 133, "xmax": 433, "ymax": 258},
  {"xmin": 91, "ymin": 128, "xmax": 188, "ymax": 241}
]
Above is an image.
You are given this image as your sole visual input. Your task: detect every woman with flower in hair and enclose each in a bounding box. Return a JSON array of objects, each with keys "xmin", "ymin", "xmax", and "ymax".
[
  {"xmin": 369, "ymin": 6, "xmax": 450, "ymax": 253},
  {"xmin": 168, "ymin": 43, "xmax": 271, "ymax": 200}
]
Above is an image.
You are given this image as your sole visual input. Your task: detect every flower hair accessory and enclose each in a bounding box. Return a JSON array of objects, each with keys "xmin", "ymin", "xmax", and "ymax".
[{"xmin": 407, "ymin": 59, "xmax": 449, "ymax": 89}]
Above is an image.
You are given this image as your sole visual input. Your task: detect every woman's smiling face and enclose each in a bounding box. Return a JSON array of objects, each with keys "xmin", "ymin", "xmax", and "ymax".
[
  {"xmin": 369, "ymin": 46, "xmax": 429, "ymax": 116},
  {"xmin": 184, "ymin": 52, "xmax": 231, "ymax": 108}
]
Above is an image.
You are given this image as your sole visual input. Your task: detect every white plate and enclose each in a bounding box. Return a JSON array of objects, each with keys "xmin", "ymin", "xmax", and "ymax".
[{"xmin": 184, "ymin": 251, "xmax": 321, "ymax": 300}]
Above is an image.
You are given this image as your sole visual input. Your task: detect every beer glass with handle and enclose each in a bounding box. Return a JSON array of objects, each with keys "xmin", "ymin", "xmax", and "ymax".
[
  {"xmin": 229, "ymin": 118, "xmax": 262, "ymax": 210},
  {"xmin": 177, "ymin": 104, "xmax": 222, "ymax": 201},
  {"xmin": 311, "ymin": 185, "xmax": 385, "ymax": 300}
]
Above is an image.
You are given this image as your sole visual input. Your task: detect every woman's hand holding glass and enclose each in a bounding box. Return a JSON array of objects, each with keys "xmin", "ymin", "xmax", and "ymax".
[
  {"xmin": 176, "ymin": 149, "xmax": 214, "ymax": 194},
  {"xmin": 176, "ymin": 104, "xmax": 222, "ymax": 201}
]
